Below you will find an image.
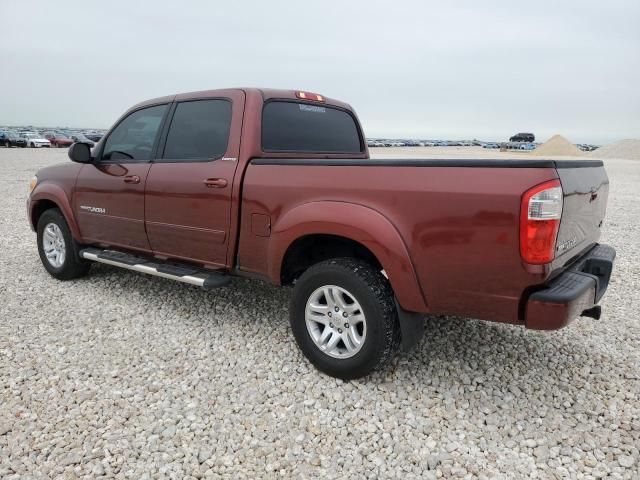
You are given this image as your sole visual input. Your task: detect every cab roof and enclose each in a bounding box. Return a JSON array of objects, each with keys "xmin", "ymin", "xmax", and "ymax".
[{"xmin": 130, "ymin": 88, "xmax": 352, "ymax": 111}]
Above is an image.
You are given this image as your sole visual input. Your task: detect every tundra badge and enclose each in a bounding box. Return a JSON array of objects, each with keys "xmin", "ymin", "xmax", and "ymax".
[{"xmin": 80, "ymin": 205, "xmax": 106, "ymax": 214}]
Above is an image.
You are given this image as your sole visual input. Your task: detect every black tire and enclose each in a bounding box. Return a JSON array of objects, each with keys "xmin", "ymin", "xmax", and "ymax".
[
  {"xmin": 290, "ymin": 258, "xmax": 401, "ymax": 379},
  {"xmin": 30, "ymin": 142, "xmax": 35, "ymax": 148},
  {"xmin": 37, "ymin": 209, "xmax": 90, "ymax": 280}
]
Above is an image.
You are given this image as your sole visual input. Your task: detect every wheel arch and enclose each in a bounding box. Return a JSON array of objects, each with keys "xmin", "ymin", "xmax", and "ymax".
[
  {"xmin": 29, "ymin": 186, "xmax": 81, "ymax": 241},
  {"xmin": 269, "ymin": 201, "xmax": 428, "ymax": 312}
]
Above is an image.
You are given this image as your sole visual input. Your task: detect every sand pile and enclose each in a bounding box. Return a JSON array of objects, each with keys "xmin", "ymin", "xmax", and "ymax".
[
  {"xmin": 589, "ymin": 139, "xmax": 640, "ymax": 160},
  {"xmin": 533, "ymin": 135, "xmax": 583, "ymax": 156}
]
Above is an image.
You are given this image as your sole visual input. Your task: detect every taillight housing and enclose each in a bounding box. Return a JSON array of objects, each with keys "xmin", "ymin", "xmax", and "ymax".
[{"xmin": 520, "ymin": 179, "xmax": 563, "ymax": 264}]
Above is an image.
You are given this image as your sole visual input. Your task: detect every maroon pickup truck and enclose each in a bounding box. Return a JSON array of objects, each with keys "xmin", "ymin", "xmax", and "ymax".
[{"xmin": 27, "ymin": 88, "xmax": 615, "ymax": 379}]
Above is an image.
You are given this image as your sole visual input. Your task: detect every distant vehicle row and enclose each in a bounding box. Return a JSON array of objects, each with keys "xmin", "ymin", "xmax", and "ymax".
[
  {"xmin": 0, "ymin": 129, "xmax": 104, "ymax": 148},
  {"xmin": 367, "ymin": 140, "xmax": 481, "ymax": 147}
]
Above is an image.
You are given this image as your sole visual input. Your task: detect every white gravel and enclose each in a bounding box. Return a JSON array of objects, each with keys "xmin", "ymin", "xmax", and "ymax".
[{"xmin": 1, "ymin": 148, "xmax": 639, "ymax": 479}]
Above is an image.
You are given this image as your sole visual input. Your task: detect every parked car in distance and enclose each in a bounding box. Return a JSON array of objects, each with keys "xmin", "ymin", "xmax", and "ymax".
[
  {"xmin": 578, "ymin": 144, "xmax": 599, "ymax": 152},
  {"xmin": 22, "ymin": 132, "xmax": 51, "ymax": 148},
  {"xmin": 519, "ymin": 143, "xmax": 536, "ymax": 151},
  {"xmin": 27, "ymin": 88, "xmax": 615, "ymax": 380},
  {"xmin": 70, "ymin": 134, "xmax": 96, "ymax": 148},
  {"xmin": 3, "ymin": 131, "xmax": 27, "ymax": 148},
  {"xmin": 482, "ymin": 142, "xmax": 500, "ymax": 149},
  {"xmin": 43, "ymin": 132, "xmax": 74, "ymax": 148},
  {"xmin": 84, "ymin": 132, "xmax": 104, "ymax": 142},
  {"xmin": 509, "ymin": 132, "xmax": 535, "ymax": 142}
]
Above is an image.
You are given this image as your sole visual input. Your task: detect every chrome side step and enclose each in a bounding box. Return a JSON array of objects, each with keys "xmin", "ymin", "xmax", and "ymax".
[{"xmin": 80, "ymin": 248, "xmax": 230, "ymax": 289}]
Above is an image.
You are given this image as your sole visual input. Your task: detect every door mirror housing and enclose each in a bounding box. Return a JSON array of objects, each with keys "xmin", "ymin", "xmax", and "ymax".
[{"xmin": 68, "ymin": 142, "xmax": 93, "ymax": 163}]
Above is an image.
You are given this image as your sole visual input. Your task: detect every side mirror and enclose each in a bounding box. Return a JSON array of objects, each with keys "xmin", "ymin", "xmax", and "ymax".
[{"xmin": 68, "ymin": 142, "xmax": 93, "ymax": 163}]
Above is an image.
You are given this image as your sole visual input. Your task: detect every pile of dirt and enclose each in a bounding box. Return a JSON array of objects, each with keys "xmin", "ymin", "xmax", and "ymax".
[
  {"xmin": 589, "ymin": 139, "xmax": 640, "ymax": 160},
  {"xmin": 533, "ymin": 135, "xmax": 584, "ymax": 156}
]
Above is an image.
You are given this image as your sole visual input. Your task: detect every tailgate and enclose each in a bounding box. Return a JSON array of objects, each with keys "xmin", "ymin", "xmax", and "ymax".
[{"xmin": 553, "ymin": 160, "xmax": 609, "ymax": 267}]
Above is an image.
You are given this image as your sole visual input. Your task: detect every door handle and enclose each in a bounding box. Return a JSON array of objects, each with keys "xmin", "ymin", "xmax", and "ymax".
[
  {"xmin": 204, "ymin": 178, "xmax": 228, "ymax": 188},
  {"xmin": 123, "ymin": 175, "xmax": 141, "ymax": 184}
]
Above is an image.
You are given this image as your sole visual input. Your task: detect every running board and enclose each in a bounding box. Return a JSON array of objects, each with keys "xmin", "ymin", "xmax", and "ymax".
[{"xmin": 80, "ymin": 248, "xmax": 230, "ymax": 289}]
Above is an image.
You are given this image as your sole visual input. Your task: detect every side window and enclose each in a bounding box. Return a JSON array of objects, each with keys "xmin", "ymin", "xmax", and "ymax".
[
  {"xmin": 162, "ymin": 99, "xmax": 232, "ymax": 161},
  {"xmin": 102, "ymin": 104, "xmax": 168, "ymax": 161}
]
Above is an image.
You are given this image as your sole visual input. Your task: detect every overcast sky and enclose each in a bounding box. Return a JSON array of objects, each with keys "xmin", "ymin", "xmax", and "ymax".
[{"xmin": 1, "ymin": 0, "xmax": 638, "ymax": 144}]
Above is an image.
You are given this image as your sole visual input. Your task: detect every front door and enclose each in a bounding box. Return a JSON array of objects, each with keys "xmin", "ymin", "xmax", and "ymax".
[
  {"xmin": 74, "ymin": 103, "xmax": 169, "ymax": 251},
  {"xmin": 144, "ymin": 91, "xmax": 244, "ymax": 268}
]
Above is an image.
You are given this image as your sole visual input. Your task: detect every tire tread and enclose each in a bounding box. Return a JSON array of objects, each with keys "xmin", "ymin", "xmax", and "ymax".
[
  {"xmin": 37, "ymin": 208, "xmax": 89, "ymax": 280},
  {"xmin": 291, "ymin": 257, "xmax": 400, "ymax": 379}
]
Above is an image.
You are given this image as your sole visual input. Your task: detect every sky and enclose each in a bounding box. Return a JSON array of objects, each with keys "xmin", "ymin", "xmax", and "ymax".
[{"xmin": 0, "ymin": 0, "xmax": 638, "ymax": 144}]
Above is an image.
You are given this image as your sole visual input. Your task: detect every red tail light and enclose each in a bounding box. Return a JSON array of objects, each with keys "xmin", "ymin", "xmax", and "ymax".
[{"xmin": 520, "ymin": 179, "xmax": 563, "ymax": 264}]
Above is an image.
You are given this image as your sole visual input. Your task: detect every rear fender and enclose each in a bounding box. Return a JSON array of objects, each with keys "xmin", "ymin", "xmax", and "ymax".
[
  {"xmin": 269, "ymin": 201, "xmax": 428, "ymax": 312},
  {"xmin": 29, "ymin": 184, "xmax": 81, "ymax": 240}
]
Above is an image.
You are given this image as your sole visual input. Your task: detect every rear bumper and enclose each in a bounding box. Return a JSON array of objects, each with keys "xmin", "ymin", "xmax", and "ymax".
[{"xmin": 525, "ymin": 244, "xmax": 616, "ymax": 330}]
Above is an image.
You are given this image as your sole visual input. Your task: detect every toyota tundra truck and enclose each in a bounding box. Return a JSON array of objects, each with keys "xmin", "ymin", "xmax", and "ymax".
[{"xmin": 27, "ymin": 88, "xmax": 616, "ymax": 379}]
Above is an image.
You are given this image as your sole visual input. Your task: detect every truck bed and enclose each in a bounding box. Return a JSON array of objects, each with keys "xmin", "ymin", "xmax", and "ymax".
[{"xmin": 239, "ymin": 157, "xmax": 607, "ymax": 324}]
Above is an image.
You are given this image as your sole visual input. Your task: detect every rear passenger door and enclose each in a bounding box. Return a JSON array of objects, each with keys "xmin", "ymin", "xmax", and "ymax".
[{"xmin": 144, "ymin": 91, "xmax": 244, "ymax": 268}]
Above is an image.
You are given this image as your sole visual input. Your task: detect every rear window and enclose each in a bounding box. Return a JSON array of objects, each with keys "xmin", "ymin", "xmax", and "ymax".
[{"xmin": 262, "ymin": 101, "xmax": 362, "ymax": 153}]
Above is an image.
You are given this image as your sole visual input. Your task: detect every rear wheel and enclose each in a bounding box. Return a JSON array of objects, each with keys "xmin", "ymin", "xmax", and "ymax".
[
  {"xmin": 4, "ymin": 141, "xmax": 9, "ymax": 148},
  {"xmin": 37, "ymin": 209, "xmax": 89, "ymax": 280},
  {"xmin": 290, "ymin": 258, "xmax": 400, "ymax": 379}
]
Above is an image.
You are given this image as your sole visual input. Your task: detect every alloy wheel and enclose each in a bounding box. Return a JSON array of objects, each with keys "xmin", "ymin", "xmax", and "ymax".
[
  {"xmin": 305, "ymin": 285, "xmax": 367, "ymax": 359},
  {"xmin": 42, "ymin": 223, "xmax": 66, "ymax": 268}
]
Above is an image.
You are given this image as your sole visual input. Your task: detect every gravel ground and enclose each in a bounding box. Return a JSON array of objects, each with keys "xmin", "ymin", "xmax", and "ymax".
[{"xmin": 1, "ymin": 148, "xmax": 638, "ymax": 479}]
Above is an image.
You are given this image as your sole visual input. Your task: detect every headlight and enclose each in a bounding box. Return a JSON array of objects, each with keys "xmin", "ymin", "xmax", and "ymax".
[{"xmin": 28, "ymin": 176, "xmax": 38, "ymax": 194}]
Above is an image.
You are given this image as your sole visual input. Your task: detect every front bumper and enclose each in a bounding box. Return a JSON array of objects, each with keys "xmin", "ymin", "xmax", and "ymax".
[{"xmin": 525, "ymin": 244, "xmax": 616, "ymax": 330}]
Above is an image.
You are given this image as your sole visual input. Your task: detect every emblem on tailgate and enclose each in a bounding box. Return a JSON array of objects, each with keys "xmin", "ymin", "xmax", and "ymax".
[{"xmin": 557, "ymin": 236, "xmax": 578, "ymax": 253}]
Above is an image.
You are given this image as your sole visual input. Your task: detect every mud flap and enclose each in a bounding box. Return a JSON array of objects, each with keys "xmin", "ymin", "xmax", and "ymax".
[{"xmin": 395, "ymin": 300, "xmax": 426, "ymax": 352}]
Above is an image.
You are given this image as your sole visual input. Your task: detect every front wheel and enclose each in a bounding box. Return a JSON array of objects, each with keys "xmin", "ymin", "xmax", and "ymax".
[
  {"xmin": 290, "ymin": 258, "xmax": 400, "ymax": 379},
  {"xmin": 37, "ymin": 209, "xmax": 90, "ymax": 280}
]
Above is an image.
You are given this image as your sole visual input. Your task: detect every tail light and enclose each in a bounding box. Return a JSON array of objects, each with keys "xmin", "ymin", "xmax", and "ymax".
[{"xmin": 520, "ymin": 179, "xmax": 563, "ymax": 264}]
